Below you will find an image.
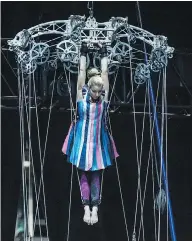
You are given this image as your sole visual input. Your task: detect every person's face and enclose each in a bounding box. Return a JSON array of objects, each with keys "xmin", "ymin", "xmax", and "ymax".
[{"xmin": 89, "ymin": 84, "xmax": 103, "ymax": 100}]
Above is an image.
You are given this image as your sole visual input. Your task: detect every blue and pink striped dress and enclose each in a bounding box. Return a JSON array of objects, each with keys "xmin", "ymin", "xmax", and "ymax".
[{"xmin": 62, "ymin": 85, "xmax": 119, "ymax": 171}]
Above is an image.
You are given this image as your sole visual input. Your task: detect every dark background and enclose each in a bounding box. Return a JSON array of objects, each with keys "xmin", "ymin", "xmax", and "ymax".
[
  {"xmin": 1, "ymin": 1, "xmax": 192, "ymax": 49},
  {"xmin": 1, "ymin": 2, "xmax": 192, "ymax": 241}
]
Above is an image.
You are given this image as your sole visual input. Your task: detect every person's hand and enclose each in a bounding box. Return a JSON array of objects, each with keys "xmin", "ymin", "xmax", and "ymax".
[
  {"xmin": 92, "ymin": 42, "xmax": 107, "ymax": 57},
  {"xmin": 97, "ymin": 41, "xmax": 103, "ymax": 48},
  {"xmin": 81, "ymin": 41, "xmax": 87, "ymax": 48},
  {"xmin": 80, "ymin": 42, "xmax": 89, "ymax": 56},
  {"xmin": 99, "ymin": 42, "xmax": 107, "ymax": 58},
  {"xmin": 94, "ymin": 41, "xmax": 105, "ymax": 49}
]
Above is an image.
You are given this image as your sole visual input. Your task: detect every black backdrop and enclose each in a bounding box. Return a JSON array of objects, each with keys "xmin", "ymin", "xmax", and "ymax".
[
  {"xmin": 1, "ymin": 2, "xmax": 192, "ymax": 240},
  {"xmin": 2, "ymin": 110, "xmax": 192, "ymax": 241}
]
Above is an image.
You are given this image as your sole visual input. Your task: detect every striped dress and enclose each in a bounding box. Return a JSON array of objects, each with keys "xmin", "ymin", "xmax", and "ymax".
[{"xmin": 62, "ymin": 86, "xmax": 119, "ymax": 171}]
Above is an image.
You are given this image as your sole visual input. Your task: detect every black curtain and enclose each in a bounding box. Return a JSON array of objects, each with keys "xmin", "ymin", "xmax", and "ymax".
[{"xmin": 2, "ymin": 110, "xmax": 22, "ymax": 241}]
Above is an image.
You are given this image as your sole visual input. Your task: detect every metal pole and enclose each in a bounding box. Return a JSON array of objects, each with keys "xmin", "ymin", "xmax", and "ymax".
[
  {"xmin": 42, "ymin": 67, "xmax": 48, "ymax": 99},
  {"xmin": 28, "ymin": 72, "xmax": 34, "ymax": 240},
  {"xmin": 122, "ymin": 67, "xmax": 127, "ymax": 102},
  {"xmin": 149, "ymin": 78, "xmax": 177, "ymax": 241}
]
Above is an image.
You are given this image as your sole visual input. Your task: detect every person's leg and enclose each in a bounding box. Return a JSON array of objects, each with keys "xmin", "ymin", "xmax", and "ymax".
[
  {"xmin": 90, "ymin": 170, "xmax": 102, "ymax": 225},
  {"xmin": 80, "ymin": 171, "xmax": 90, "ymax": 204},
  {"xmin": 90, "ymin": 170, "xmax": 101, "ymax": 205},
  {"xmin": 79, "ymin": 171, "xmax": 91, "ymax": 224}
]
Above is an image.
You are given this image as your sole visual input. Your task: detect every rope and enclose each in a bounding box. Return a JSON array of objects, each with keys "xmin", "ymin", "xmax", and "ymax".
[
  {"xmin": 42, "ymin": 69, "xmax": 57, "ymax": 163},
  {"xmin": 133, "ymin": 3, "xmax": 170, "ymax": 241},
  {"xmin": 1, "ymin": 73, "xmax": 16, "ymax": 95},
  {"xmin": 108, "ymin": 116, "xmax": 130, "ymax": 241},
  {"xmin": 157, "ymin": 70, "xmax": 165, "ymax": 241},
  {"xmin": 136, "ymin": 82, "xmax": 148, "ymax": 241},
  {"xmin": 17, "ymin": 66, "xmax": 28, "ymax": 241},
  {"xmin": 152, "ymin": 145, "xmax": 158, "ymax": 241},
  {"xmin": 106, "ymin": 67, "xmax": 130, "ymax": 241},
  {"xmin": 20, "ymin": 69, "xmax": 46, "ymax": 240},
  {"xmin": 63, "ymin": 50, "xmax": 130, "ymax": 241},
  {"xmin": 148, "ymin": 74, "xmax": 161, "ymax": 241},
  {"xmin": 162, "ymin": 67, "xmax": 169, "ymax": 241},
  {"xmin": 87, "ymin": 1, "xmax": 94, "ymax": 18},
  {"xmin": 28, "ymin": 71, "xmax": 33, "ymax": 238},
  {"xmin": 127, "ymin": 33, "xmax": 142, "ymax": 240},
  {"xmin": 21, "ymin": 69, "xmax": 31, "ymax": 241},
  {"xmin": 5, "ymin": 44, "xmax": 50, "ymax": 240},
  {"xmin": 66, "ymin": 164, "xmax": 74, "ymax": 241},
  {"xmin": 137, "ymin": 73, "xmax": 162, "ymax": 241},
  {"xmin": 17, "ymin": 65, "xmax": 53, "ymax": 240},
  {"xmin": 1, "ymin": 49, "xmax": 17, "ymax": 77},
  {"xmin": 34, "ymin": 68, "xmax": 57, "ymax": 241},
  {"xmin": 31, "ymin": 71, "xmax": 47, "ymax": 240},
  {"xmin": 63, "ymin": 65, "xmax": 75, "ymax": 241}
]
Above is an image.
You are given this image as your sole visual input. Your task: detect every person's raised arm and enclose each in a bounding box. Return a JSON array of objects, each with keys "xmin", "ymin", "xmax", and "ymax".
[
  {"xmin": 100, "ymin": 44, "xmax": 109, "ymax": 101},
  {"xmin": 77, "ymin": 43, "xmax": 88, "ymax": 100}
]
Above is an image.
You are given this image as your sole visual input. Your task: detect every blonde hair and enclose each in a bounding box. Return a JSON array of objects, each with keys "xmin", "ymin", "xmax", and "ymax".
[
  {"xmin": 87, "ymin": 68, "xmax": 101, "ymax": 80},
  {"xmin": 87, "ymin": 75, "xmax": 104, "ymax": 88}
]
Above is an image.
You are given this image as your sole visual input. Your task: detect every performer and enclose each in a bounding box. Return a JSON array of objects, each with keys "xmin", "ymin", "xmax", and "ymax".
[{"xmin": 62, "ymin": 42, "xmax": 119, "ymax": 225}]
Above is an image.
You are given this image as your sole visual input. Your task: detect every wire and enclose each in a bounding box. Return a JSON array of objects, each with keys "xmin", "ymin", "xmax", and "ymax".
[
  {"xmin": 17, "ymin": 61, "xmax": 53, "ymax": 240},
  {"xmin": 21, "ymin": 70, "xmax": 44, "ymax": 240},
  {"xmin": 17, "ymin": 66, "xmax": 27, "ymax": 241},
  {"xmin": 138, "ymin": 73, "xmax": 162, "ymax": 241},
  {"xmin": 107, "ymin": 66, "xmax": 130, "ymax": 241},
  {"xmin": 31, "ymin": 71, "xmax": 47, "ymax": 240},
  {"xmin": 63, "ymin": 51, "xmax": 130, "ymax": 240},
  {"xmin": 1, "ymin": 49, "xmax": 17, "ymax": 77},
  {"xmin": 1, "ymin": 73, "xmax": 16, "ymax": 96},
  {"xmin": 87, "ymin": 1, "xmax": 94, "ymax": 17}
]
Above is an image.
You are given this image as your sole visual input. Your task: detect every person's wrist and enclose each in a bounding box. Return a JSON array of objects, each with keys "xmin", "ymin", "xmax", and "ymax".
[
  {"xmin": 80, "ymin": 42, "xmax": 89, "ymax": 56},
  {"xmin": 99, "ymin": 43, "xmax": 107, "ymax": 58}
]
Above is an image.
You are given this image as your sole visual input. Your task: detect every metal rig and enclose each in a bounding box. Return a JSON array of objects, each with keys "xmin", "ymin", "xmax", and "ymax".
[{"xmin": 7, "ymin": 15, "xmax": 174, "ymax": 84}]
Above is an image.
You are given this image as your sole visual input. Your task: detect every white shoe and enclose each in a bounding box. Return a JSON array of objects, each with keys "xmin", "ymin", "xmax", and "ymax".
[
  {"xmin": 90, "ymin": 206, "xmax": 98, "ymax": 225},
  {"xmin": 83, "ymin": 205, "xmax": 91, "ymax": 225}
]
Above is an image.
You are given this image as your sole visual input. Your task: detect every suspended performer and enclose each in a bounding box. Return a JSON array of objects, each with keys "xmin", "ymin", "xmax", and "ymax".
[{"xmin": 62, "ymin": 42, "xmax": 119, "ymax": 225}]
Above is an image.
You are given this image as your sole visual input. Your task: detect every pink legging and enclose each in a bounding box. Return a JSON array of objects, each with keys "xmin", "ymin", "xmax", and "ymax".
[{"xmin": 79, "ymin": 170, "xmax": 101, "ymax": 206}]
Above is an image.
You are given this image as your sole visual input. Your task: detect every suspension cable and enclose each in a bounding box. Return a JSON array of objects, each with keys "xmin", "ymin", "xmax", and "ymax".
[
  {"xmin": 31, "ymin": 71, "xmax": 47, "ymax": 240},
  {"xmin": 164, "ymin": 68, "xmax": 169, "ymax": 241},
  {"xmin": 63, "ymin": 50, "xmax": 130, "ymax": 240},
  {"xmin": 17, "ymin": 66, "xmax": 28, "ymax": 241},
  {"xmin": 20, "ymin": 69, "xmax": 46, "ymax": 240},
  {"xmin": 34, "ymin": 68, "xmax": 57, "ymax": 237},
  {"xmin": 107, "ymin": 66, "xmax": 130, "ymax": 241},
  {"xmin": 127, "ymin": 31, "xmax": 141, "ymax": 241},
  {"xmin": 137, "ymin": 72, "xmax": 162, "ymax": 241}
]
